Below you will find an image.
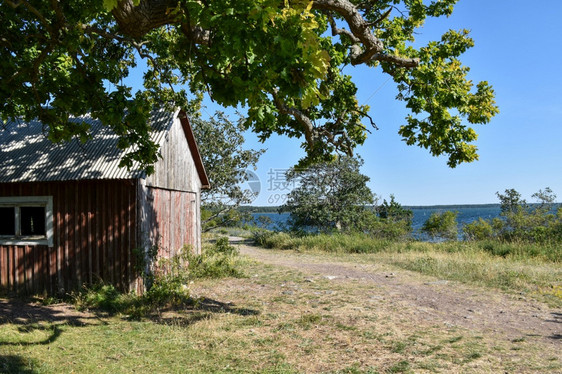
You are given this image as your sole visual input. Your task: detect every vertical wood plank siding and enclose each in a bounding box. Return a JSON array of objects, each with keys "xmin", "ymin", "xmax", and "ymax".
[
  {"xmin": 151, "ymin": 187, "xmax": 196, "ymax": 258},
  {"xmin": 137, "ymin": 184, "xmax": 198, "ymax": 267},
  {"xmin": 0, "ymin": 180, "xmax": 138, "ymax": 295}
]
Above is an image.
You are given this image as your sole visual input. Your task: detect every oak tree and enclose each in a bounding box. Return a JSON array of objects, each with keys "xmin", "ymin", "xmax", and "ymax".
[
  {"xmin": 1, "ymin": 0, "xmax": 498, "ymax": 171},
  {"xmin": 282, "ymin": 156, "xmax": 374, "ymax": 232}
]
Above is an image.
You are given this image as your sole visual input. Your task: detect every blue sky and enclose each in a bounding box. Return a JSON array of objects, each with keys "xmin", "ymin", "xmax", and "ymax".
[
  {"xmin": 218, "ymin": 0, "xmax": 562, "ymax": 206},
  {"xmin": 129, "ymin": 0, "xmax": 562, "ymax": 206}
]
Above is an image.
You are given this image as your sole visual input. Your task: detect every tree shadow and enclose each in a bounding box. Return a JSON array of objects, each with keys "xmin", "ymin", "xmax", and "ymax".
[
  {"xmin": 0, "ymin": 355, "xmax": 38, "ymax": 374},
  {"xmin": 0, "ymin": 294, "xmax": 261, "ymax": 345},
  {"xmin": 195, "ymin": 296, "xmax": 260, "ymax": 316},
  {"xmin": 547, "ymin": 312, "xmax": 561, "ymax": 324},
  {"xmin": 148, "ymin": 297, "xmax": 260, "ymax": 327},
  {"xmin": 0, "ymin": 298, "xmax": 103, "ymax": 347}
]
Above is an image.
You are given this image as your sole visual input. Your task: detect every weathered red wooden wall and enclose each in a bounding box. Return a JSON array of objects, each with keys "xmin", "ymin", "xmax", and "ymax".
[
  {"xmin": 142, "ymin": 187, "xmax": 197, "ymax": 261},
  {"xmin": 0, "ymin": 180, "xmax": 137, "ymax": 295}
]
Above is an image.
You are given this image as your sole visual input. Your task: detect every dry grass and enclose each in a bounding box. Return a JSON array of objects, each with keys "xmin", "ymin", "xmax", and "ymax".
[
  {"xmin": 184, "ymin": 261, "xmax": 561, "ymax": 373},
  {"xmin": 0, "ymin": 258, "xmax": 560, "ymax": 373},
  {"xmin": 257, "ymin": 233, "xmax": 562, "ymax": 308}
]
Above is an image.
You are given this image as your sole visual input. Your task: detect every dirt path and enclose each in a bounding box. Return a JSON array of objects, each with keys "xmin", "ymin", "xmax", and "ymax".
[{"xmin": 230, "ymin": 237, "xmax": 562, "ymax": 347}]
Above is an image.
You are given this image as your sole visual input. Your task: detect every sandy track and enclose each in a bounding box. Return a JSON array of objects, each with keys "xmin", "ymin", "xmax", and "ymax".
[{"xmin": 230, "ymin": 237, "xmax": 561, "ymax": 347}]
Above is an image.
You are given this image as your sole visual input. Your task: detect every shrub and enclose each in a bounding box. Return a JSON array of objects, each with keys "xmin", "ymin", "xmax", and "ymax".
[
  {"xmin": 368, "ymin": 218, "xmax": 412, "ymax": 241},
  {"xmin": 186, "ymin": 237, "xmax": 243, "ymax": 279},
  {"xmin": 463, "ymin": 218, "xmax": 494, "ymax": 241},
  {"xmin": 252, "ymin": 230, "xmax": 296, "ymax": 249},
  {"xmin": 421, "ymin": 211, "xmax": 459, "ymax": 241},
  {"xmin": 71, "ymin": 237, "xmax": 243, "ymax": 318},
  {"xmin": 72, "ymin": 284, "xmax": 130, "ymax": 314},
  {"xmin": 492, "ymin": 187, "xmax": 562, "ymax": 243}
]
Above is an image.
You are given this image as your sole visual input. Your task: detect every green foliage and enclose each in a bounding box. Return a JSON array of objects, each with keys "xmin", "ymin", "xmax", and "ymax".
[
  {"xmin": 282, "ymin": 156, "xmax": 374, "ymax": 233},
  {"xmin": 475, "ymin": 241, "xmax": 561, "ymax": 262},
  {"xmin": 255, "ymin": 215, "xmax": 273, "ymax": 229},
  {"xmin": 192, "ymin": 113, "xmax": 263, "ymax": 231},
  {"xmin": 464, "ymin": 188, "xmax": 562, "ymax": 244},
  {"xmin": 257, "ymin": 231, "xmax": 561, "ymax": 264},
  {"xmin": 0, "ymin": 0, "xmax": 497, "ymax": 171},
  {"xmin": 71, "ymin": 238, "xmax": 243, "ymax": 317},
  {"xmin": 421, "ymin": 211, "xmax": 459, "ymax": 241},
  {"xmin": 255, "ymin": 232, "xmax": 393, "ymax": 254},
  {"xmin": 372, "ymin": 195, "xmax": 413, "ymax": 239},
  {"xmin": 377, "ymin": 195, "xmax": 413, "ymax": 224},
  {"xmin": 497, "ymin": 188, "xmax": 527, "ymax": 214},
  {"xmin": 202, "ymin": 206, "xmax": 254, "ymax": 232},
  {"xmin": 462, "ymin": 218, "xmax": 495, "ymax": 241},
  {"xmin": 186, "ymin": 237, "xmax": 243, "ymax": 279},
  {"xmin": 72, "ymin": 284, "xmax": 128, "ymax": 314},
  {"xmin": 253, "ymin": 231, "xmax": 295, "ymax": 249},
  {"xmin": 368, "ymin": 218, "xmax": 413, "ymax": 241}
]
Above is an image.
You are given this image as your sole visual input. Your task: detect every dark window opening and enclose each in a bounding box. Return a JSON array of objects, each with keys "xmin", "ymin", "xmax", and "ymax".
[
  {"xmin": 0, "ymin": 207, "xmax": 16, "ymax": 235},
  {"xmin": 21, "ymin": 207, "xmax": 46, "ymax": 236}
]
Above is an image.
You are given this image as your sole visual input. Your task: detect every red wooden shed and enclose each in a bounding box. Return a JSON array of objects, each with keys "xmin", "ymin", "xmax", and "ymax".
[{"xmin": 0, "ymin": 109, "xmax": 209, "ymax": 295}]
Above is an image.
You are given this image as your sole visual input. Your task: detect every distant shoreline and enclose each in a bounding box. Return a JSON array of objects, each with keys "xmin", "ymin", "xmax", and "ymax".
[
  {"xmin": 240, "ymin": 203, "xmax": 560, "ymax": 214},
  {"xmin": 240, "ymin": 204, "xmax": 502, "ymax": 214}
]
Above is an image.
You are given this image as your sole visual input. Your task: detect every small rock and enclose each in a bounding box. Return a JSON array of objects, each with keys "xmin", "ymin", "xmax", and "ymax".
[
  {"xmin": 304, "ymin": 278, "xmax": 315, "ymax": 283},
  {"xmin": 282, "ymin": 291, "xmax": 294, "ymax": 295},
  {"xmin": 325, "ymin": 275, "xmax": 338, "ymax": 280}
]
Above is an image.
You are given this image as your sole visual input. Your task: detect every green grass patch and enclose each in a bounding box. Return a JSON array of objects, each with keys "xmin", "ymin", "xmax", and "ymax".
[
  {"xmin": 71, "ymin": 237, "xmax": 247, "ymax": 318},
  {"xmin": 1, "ymin": 236, "xmax": 560, "ymax": 373},
  {"xmin": 255, "ymin": 232, "xmax": 562, "ymax": 306}
]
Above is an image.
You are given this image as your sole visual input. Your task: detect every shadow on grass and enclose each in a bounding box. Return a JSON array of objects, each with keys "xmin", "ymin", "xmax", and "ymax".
[
  {"xmin": 0, "ymin": 298, "xmax": 98, "ymax": 326},
  {"xmin": 153, "ymin": 297, "xmax": 260, "ymax": 327},
  {"xmin": 0, "ymin": 355, "xmax": 38, "ymax": 374},
  {"xmin": 196, "ymin": 297, "xmax": 260, "ymax": 316},
  {"xmin": 0, "ymin": 297, "xmax": 104, "ymax": 347},
  {"xmin": 0, "ymin": 293, "xmax": 260, "ymax": 336}
]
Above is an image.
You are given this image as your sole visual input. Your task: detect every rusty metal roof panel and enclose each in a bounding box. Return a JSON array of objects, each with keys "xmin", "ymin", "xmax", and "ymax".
[{"xmin": 0, "ymin": 109, "xmax": 177, "ymax": 183}]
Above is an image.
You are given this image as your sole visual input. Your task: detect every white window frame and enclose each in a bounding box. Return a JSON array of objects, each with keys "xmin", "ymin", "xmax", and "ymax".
[{"xmin": 0, "ymin": 196, "xmax": 53, "ymax": 246}]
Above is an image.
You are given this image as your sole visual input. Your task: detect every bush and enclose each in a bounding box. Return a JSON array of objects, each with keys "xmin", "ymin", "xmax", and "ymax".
[
  {"xmin": 72, "ymin": 284, "xmax": 130, "ymax": 314},
  {"xmin": 491, "ymin": 187, "xmax": 562, "ymax": 243},
  {"xmin": 186, "ymin": 237, "xmax": 243, "ymax": 279},
  {"xmin": 368, "ymin": 218, "xmax": 412, "ymax": 241},
  {"xmin": 71, "ymin": 237, "xmax": 243, "ymax": 318},
  {"xmin": 421, "ymin": 211, "xmax": 459, "ymax": 241},
  {"xmin": 463, "ymin": 218, "xmax": 494, "ymax": 241}
]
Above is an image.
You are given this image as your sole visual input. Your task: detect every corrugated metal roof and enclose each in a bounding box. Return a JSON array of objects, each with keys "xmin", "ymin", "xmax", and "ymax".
[{"xmin": 0, "ymin": 109, "xmax": 178, "ymax": 183}]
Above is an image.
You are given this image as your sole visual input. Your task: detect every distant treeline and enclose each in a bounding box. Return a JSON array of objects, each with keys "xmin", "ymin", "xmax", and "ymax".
[
  {"xmin": 404, "ymin": 204, "xmax": 500, "ymax": 210},
  {"xmin": 240, "ymin": 204, "xmax": 503, "ymax": 213},
  {"xmin": 238, "ymin": 206, "xmax": 281, "ymax": 213},
  {"xmin": 239, "ymin": 203, "xmax": 560, "ymax": 214}
]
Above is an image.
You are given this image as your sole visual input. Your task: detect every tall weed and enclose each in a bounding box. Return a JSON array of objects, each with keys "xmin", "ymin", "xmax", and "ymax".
[{"xmin": 71, "ymin": 237, "xmax": 244, "ymax": 317}]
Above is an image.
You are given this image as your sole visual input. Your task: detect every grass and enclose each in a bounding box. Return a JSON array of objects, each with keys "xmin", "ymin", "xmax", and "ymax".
[
  {"xmin": 0, "ymin": 235, "xmax": 560, "ymax": 373},
  {"xmin": 69, "ymin": 236, "xmax": 249, "ymax": 318},
  {"xmin": 1, "ymin": 258, "xmax": 560, "ymax": 373},
  {"xmin": 257, "ymin": 232, "xmax": 562, "ymax": 307}
]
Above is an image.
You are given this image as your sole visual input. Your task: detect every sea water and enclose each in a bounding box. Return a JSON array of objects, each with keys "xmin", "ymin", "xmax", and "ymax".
[{"xmin": 251, "ymin": 205, "xmax": 503, "ymax": 240}]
